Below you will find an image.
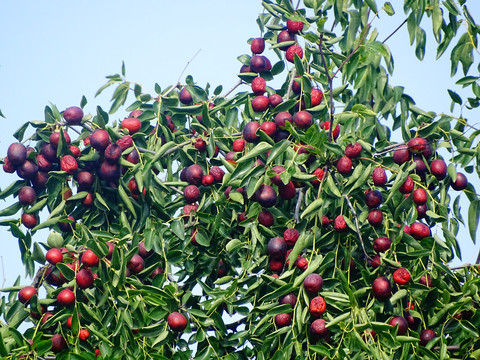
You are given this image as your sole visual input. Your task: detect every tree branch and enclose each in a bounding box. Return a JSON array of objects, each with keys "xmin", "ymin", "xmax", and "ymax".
[
  {"xmin": 286, "ymin": 68, "xmax": 297, "ymax": 99},
  {"xmin": 31, "ymin": 265, "xmax": 49, "ymax": 288},
  {"xmin": 332, "ymin": 23, "xmax": 371, "ymax": 79},
  {"xmin": 382, "ymin": 18, "xmax": 408, "ymax": 44},
  {"xmin": 163, "ymin": 49, "xmax": 202, "ymax": 98},
  {"xmin": 294, "ymin": 188, "xmax": 305, "ymax": 223},
  {"xmin": 222, "ymin": 79, "xmax": 243, "ymax": 98},
  {"xmin": 318, "ymin": 34, "xmax": 335, "ymax": 142}
]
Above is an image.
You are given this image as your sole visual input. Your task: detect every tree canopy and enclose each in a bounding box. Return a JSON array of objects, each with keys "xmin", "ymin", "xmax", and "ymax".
[{"xmin": 1, "ymin": 0, "xmax": 480, "ymax": 359}]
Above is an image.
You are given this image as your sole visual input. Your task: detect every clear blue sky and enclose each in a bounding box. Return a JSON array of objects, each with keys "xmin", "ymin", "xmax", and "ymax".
[{"xmin": 0, "ymin": 1, "xmax": 479, "ymax": 289}]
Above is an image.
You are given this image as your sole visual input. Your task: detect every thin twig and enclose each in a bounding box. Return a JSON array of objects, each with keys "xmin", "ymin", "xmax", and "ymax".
[
  {"xmin": 318, "ymin": 34, "xmax": 335, "ymax": 142},
  {"xmin": 286, "ymin": 68, "xmax": 297, "ymax": 99},
  {"xmin": 170, "ymin": 186, "xmax": 184, "ymax": 196},
  {"xmin": 476, "ymin": 250, "xmax": 480, "ymax": 265},
  {"xmin": 163, "ymin": 49, "xmax": 202, "ymax": 98},
  {"xmin": 222, "ymin": 79, "xmax": 243, "ymax": 98},
  {"xmin": 382, "ymin": 18, "xmax": 408, "ymax": 44},
  {"xmin": 433, "ymin": 345, "xmax": 461, "ymax": 351},
  {"xmin": 332, "ymin": 23, "xmax": 371, "ymax": 79},
  {"xmin": 294, "ymin": 188, "xmax": 305, "ymax": 223},
  {"xmin": 31, "ymin": 265, "xmax": 49, "ymax": 288},
  {"xmin": 163, "ymin": 140, "xmax": 192, "ymax": 157},
  {"xmin": 136, "ymin": 147, "xmax": 156, "ymax": 155},
  {"xmin": 449, "ymin": 263, "xmax": 480, "ymax": 270}
]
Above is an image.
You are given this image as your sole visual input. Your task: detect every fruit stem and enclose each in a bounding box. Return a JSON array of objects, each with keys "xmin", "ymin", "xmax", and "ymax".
[{"xmin": 286, "ymin": 68, "xmax": 297, "ymax": 99}]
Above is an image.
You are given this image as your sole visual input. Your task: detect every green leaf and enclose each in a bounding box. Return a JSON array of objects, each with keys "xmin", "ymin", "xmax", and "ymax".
[
  {"xmin": 237, "ymin": 142, "xmax": 272, "ymax": 164},
  {"xmin": 384, "ymin": 2, "xmax": 394, "ymax": 15},
  {"xmin": 171, "ymin": 220, "xmax": 185, "ymax": 240},
  {"xmin": 32, "ymin": 242, "xmax": 45, "ymax": 264},
  {"xmin": 301, "ymin": 199, "xmax": 323, "ymax": 220},
  {"xmin": 294, "ymin": 53, "xmax": 304, "ymax": 76},
  {"xmin": 0, "ymin": 202, "xmax": 22, "ymax": 217},
  {"xmin": 468, "ymin": 199, "xmax": 480, "ymax": 243},
  {"xmin": 267, "ymin": 139, "xmax": 290, "ymax": 165},
  {"xmin": 448, "ymin": 89, "xmax": 462, "ymax": 104},
  {"xmin": 118, "ymin": 184, "xmax": 137, "ymax": 218},
  {"xmin": 365, "ymin": 42, "xmax": 389, "ymax": 57}
]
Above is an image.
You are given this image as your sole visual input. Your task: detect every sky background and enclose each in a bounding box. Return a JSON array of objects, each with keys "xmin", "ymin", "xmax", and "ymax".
[{"xmin": 0, "ymin": 1, "xmax": 479, "ymax": 290}]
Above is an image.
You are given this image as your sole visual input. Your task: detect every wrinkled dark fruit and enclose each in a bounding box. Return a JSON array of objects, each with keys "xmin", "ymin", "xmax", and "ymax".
[
  {"xmin": 304, "ymin": 273, "xmax": 323, "ymax": 294},
  {"xmin": 104, "ymin": 144, "xmax": 122, "ymax": 164}
]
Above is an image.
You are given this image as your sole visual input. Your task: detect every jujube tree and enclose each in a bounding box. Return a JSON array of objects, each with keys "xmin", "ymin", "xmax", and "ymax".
[{"xmin": 1, "ymin": 0, "xmax": 480, "ymax": 359}]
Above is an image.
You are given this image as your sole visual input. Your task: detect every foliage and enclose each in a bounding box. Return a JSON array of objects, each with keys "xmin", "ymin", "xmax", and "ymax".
[{"xmin": 1, "ymin": 0, "xmax": 480, "ymax": 359}]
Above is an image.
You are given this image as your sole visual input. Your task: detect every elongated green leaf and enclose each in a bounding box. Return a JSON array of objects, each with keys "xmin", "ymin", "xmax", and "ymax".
[{"xmin": 468, "ymin": 199, "xmax": 480, "ymax": 243}]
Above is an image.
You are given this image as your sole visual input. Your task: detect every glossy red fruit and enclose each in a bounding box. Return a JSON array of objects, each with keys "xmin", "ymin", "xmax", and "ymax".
[
  {"xmin": 179, "ymin": 87, "xmax": 193, "ymax": 105},
  {"xmin": 184, "ymin": 185, "xmax": 200, "ymax": 203},
  {"xmin": 293, "ymin": 111, "xmax": 313, "ymax": 130},
  {"xmin": 310, "ymin": 296, "xmax": 327, "ymax": 317},
  {"xmin": 336, "ymin": 156, "xmax": 352, "ymax": 175},
  {"xmin": 128, "ymin": 254, "xmax": 145, "ymax": 274},
  {"xmin": 419, "ymin": 329, "xmax": 436, "ymax": 346},
  {"xmin": 322, "ymin": 121, "xmax": 340, "ymax": 140},
  {"xmin": 451, "ymin": 172, "xmax": 468, "ymax": 190},
  {"xmin": 268, "ymin": 94, "xmax": 283, "ymax": 107},
  {"xmin": 256, "ymin": 185, "xmax": 277, "ymax": 208},
  {"xmin": 76, "ymin": 268, "xmax": 94, "ymax": 289},
  {"xmin": 232, "ymin": 138, "xmax": 245, "ymax": 152},
  {"xmin": 122, "ymin": 117, "xmax": 142, "ymax": 134},
  {"xmin": 81, "ymin": 249, "xmax": 100, "ymax": 268},
  {"xmin": 185, "ymin": 164, "xmax": 204, "ymax": 185},
  {"xmin": 370, "ymin": 254, "xmax": 381, "ymax": 268},
  {"xmin": 18, "ymin": 286, "xmax": 37, "ymax": 304},
  {"xmin": 389, "ymin": 316, "xmax": 408, "ymax": 335},
  {"xmin": 251, "ymin": 77, "xmax": 266, "ymax": 95},
  {"xmin": 90, "ymin": 129, "xmax": 110, "ymax": 151},
  {"xmin": 258, "ymin": 209, "xmax": 274, "ymax": 227},
  {"xmin": 252, "ymin": 96, "xmax": 269, "ymax": 112},
  {"xmin": 311, "ymin": 168, "xmax": 325, "ymax": 186},
  {"xmin": 63, "ymin": 106, "xmax": 83, "ymax": 124},
  {"xmin": 408, "ymin": 137, "xmax": 427, "ymax": 154},
  {"xmin": 275, "ymin": 313, "xmax": 291, "ymax": 327},
  {"xmin": 49, "ymin": 131, "xmax": 71, "ymax": 148},
  {"xmin": 296, "ymin": 257, "xmax": 308, "ymax": 270},
  {"xmin": 21, "ymin": 213, "xmax": 37, "ymax": 229},
  {"xmin": 3, "ymin": 156, "xmax": 16, "ymax": 173},
  {"xmin": 69, "ymin": 145, "xmax": 81, "ymax": 157},
  {"xmin": 413, "ymin": 188, "xmax": 427, "ymax": 205},
  {"xmin": 79, "ymin": 329, "xmax": 90, "ymax": 341},
  {"xmin": 399, "ymin": 176, "xmax": 414, "ymax": 194},
  {"xmin": 430, "ymin": 159, "xmax": 447, "ymax": 180},
  {"xmin": 277, "ymin": 30, "xmax": 294, "ymax": 50},
  {"xmin": 373, "ymin": 237, "xmax": 392, "ymax": 253},
  {"xmin": 286, "ymin": 45, "xmax": 303, "ymax": 63},
  {"xmin": 393, "ymin": 268, "xmax": 411, "ymax": 285},
  {"xmin": 365, "ymin": 190, "xmax": 383, "ymax": 208},
  {"xmin": 77, "ymin": 171, "xmax": 95, "ymax": 191},
  {"xmin": 410, "ymin": 222, "xmax": 431, "ymax": 240},
  {"xmin": 249, "ymin": 55, "xmax": 267, "ymax": 73},
  {"xmin": 310, "ymin": 88, "xmax": 324, "ymax": 107},
  {"xmin": 268, "ymin": 237, "xmax": 287, "ymax": 260},
  {"xmin": 51, "ymin": 334, "xmax": 67, "ymax": 353},
  {"xmin": 57, "ymin": 288, "xmax": 75, "ymax": 307},
  {"xmin": 46, "ymin": 248, "xmax": 63, "ymax": 265},
  {"xmin": 269, "ymin": 165, "xmax": 286, "ymax": 186},
  {"xmin": 304, "ymin": 273, "xmax": 323, "ymax": 294},
  {"xmin": 286, "ymin": 19, "xmax": 304, "ymax": 33},
  {"xmin": 273, "ymin": 112, "xmax": 292, "ymax": 129},
  {"xmin": 372, "ymin": 276, "xmax": 391, "ymax": 301},
  {"xmin": 393, "ymin": 145, "xmax": 410, "ymax": 165},
  {"xmin": 7, "ymin": 142, "xmax": 27, "ymax": 166},
  {"xmin": 278, "ymin": 181, "xmax": 296, "ymax": 200},
  {"xmin": 280, "ymin": 293, "xmax": 297, "ymax": 308},
  {"xmin": 260, "ymin": 121, "xmax": 277, "ymax": 137},
  {"xmin": 345, "ymin": 142, "xmax": 362, "ymax": 158},
  {"xmin": 368, "ymin": 209, "xmax": 383, "ymax": 227},
  {"xmin": 251, "ymin": 37, "xmax": 265, "ymax": 54},
  {"xmin": 310, "ymin": 318, "xmax": 329, "ymax": 339},
  {"xmin": 372, "ymin": 167, "xmax": 388, "ymax": 186},
  {"xmin": 201, "ymin": 174, "xmax": 214, "ymax": 187},
  {"xmin": 168, "ymin": 312, "xmax": 187, "ymax": 332},
  {"xmin": 18, "ymin": 186, "xmax": 36, "ymax": 206},
  {"xmin": 243, "ymin": 121, "xmax": 261, "ymax": 143}
]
